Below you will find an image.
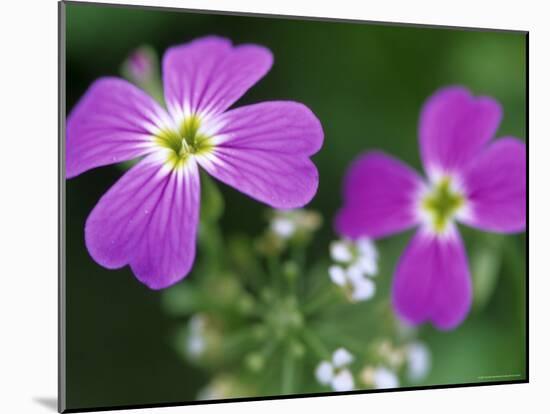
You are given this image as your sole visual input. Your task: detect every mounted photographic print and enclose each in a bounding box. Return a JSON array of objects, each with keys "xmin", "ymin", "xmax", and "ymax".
[{"xmin": 59, "ymin": 1, "xmax": 528, "ymax": 412}]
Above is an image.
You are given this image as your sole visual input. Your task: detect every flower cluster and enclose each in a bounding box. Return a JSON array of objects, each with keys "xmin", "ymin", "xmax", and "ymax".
[
  {"xmin": 360, "ymin": 366, "xmax": 399, "ymax": 389},
  {"xmin": 255, "ymin": 209, "xmax": 323, "ymax": 256},
  {"xmin": 359, "ymin": 339, "xmax": 430, "ymax": 389},
  {"xmin": 328, "ymin": 238, "xmax": 378, "ymax": 302},
  {"xmin": 315, "ymin": 339, "xmax": 431, "ymax": 392},
  {"xmin": 315, "ymin": 348, "xmax": 355, "ymax": 391},
  {"xmin": 270, "ymin": 209, "xmax": 323, "ymax": 240}
]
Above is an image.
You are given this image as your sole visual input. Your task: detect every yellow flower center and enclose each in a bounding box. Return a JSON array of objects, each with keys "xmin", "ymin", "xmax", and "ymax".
[
  {"xmin": 422, "ymin": 177, "xmax": 464, "ymax": 233},
  {"xmin": 155, "ymin": 115, "xmax": 214, "ymax": 169}
]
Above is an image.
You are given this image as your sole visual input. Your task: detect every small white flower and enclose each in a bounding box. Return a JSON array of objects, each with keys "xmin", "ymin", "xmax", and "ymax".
[
  {"xmin": 332, "ymin": 369, "xmax": 354, "ymax": 392},
  {"xmin": 356, "ymin": 237, "xmax": 378, "ymax": 276},
  {"xmin": 356, "ymin": 237, "xmax": 378, "ymax": 260},
  {"xmin": 189, "ymin": 314, "xmax": 205, "ymax": 331},
  {"xmin": 350, "ymin": 277, "xmax": 376, "ymax": 301},
  {"xmin": 328, "ymin": 265, "xmax": 376, "ymax": 302},
  {"xmin": 329, "ymin": 237, "xmax": 379, "ymax": 281},
  {"xmin": 346, "ymin": 263, "xmax": 364, "ymax": 281},
  {"xmin": 330, "ymin": 240, "xmax": 354, "ymax": 262},
  {"xmin": 332, "ymin": 347, "xmax": 354, "ymax": 367},
  {"xmin": 373, "ymin": 367, "xmax": 399, "ymax": 389},
  {"xmin": 315, "ymin": 361, "xmax": 334, "ymax": 385},
  {"xmin": 315, "ymin": 348, "xmax": 355, "ymax": 392},
  {"xmin": 271, "ymin": 217, "xmax": 296, "ymax": 239},
  {"xmin": 407, "ymin": 342, "xmax": 431, "ymax": 382},
  {"xmin": 187, "ymin": 334, "xmax": 205, "ymax": 357},
  {"xmin": 269, "ymin": 209, "xmax": 322, "ymax": 241},
  {"xmin": 186, "ymin": 314, "xmax": 207, "ymax": 358},
  {"xmin": 329, "ymin": 265, "xmax": 347, "ymax": 286},
  {"xmin": 356, "ymin": 255, "xmax": 378, "ymax": 276}
]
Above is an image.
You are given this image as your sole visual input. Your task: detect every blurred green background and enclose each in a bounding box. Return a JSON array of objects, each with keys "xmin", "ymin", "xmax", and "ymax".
[{"xmin": 64, "ymin": 1, "xmax": 526, "ymax": 410}]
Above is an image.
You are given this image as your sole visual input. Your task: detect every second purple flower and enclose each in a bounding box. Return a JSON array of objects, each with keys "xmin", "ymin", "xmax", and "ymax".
[
  {"xmin": 67, "ymin": 36, "xmax": 324, "ymax": 289},
  {"xmin": 335, "ymin": 86, "xmax": 526, "ymax": 330}
]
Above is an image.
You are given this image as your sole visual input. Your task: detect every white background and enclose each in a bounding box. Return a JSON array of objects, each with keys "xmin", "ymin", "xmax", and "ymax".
[{"xmin": 0, "ymin": 0, "xmax": 546, "ymax": 412}]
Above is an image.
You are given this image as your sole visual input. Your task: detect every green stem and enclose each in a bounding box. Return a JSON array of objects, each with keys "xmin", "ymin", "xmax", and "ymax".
[
  {"xmin": 267, "ymin": 254, "xmax": 283, "ymax": 294},
  {"xmin": 301, "ymin": 327, "xmax": 330, "ymax": 360},
  {"xmin": 222, "ymin": 328, "xmax": 259, "ymax": 358},
  {"xmin": 243, "ymin": 253, "xmax": 269, "ymax": 293},
  {"xmin": 200, "ymin": 223, "xmax": 224, "ymax": 272},
  {"xmin": 302, "ymin": 286, "xmax": 342, "ymax": 316},
  {"xmin": 291, "ymin": 242, "xmax": 306, "ymax": 269},
  {"xmin": 288, "ymin": 244, "xmax": 306, "ymax": 297},
  {"xmin": 281, "ymin": 349, "xmax": 296, "ymax": 394},
  {"xmin": 253, "ymin": 337, "xmax": 283, "ymax": 392}
]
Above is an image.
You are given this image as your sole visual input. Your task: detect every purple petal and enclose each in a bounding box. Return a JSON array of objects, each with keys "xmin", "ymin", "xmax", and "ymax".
[
  {"xmin": 198, "ymin": 101, "xmax": 323, "ymax": 208},
  {"xmin": 460, "ymin": 137, "xmax": 526, "ymax": 233},
  {"xmin": 162, "ymin": 36, "xmax": 273, "ymax": 119},
  {"xmin": 392, "ymin": 227, "xmax": 472, "ymax": 330},
  {"xmin": 66, "ymin": 77, "xmax": 168, "ymax": 178},
  {"xmin": 335, "ymin": 152, "xmax": 424, "ymax": 239},
  {"xmin": 85, "ymin": 155, "xmax": 200, "ymax": 289},
  {"xmin": 419, "ymin": 86, "xmax": 502, "ymax": 178}
]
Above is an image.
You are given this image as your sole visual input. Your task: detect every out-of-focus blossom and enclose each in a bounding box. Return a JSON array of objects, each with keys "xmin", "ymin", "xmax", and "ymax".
[
  {"xmin": 406, "ymin": 341, "xmax": 431, "ymax": 382},
  {"xmin": 373, "ymin": 367, "xmax": 399, "ymax": 389},
  {"xmin": 336, "ymin": 86, "xmax": 526, "ymax": 329},
  {"xmin": 270, "ymin": 209, "xmax": 323, "ymax": 240},
  {"xmin": 271, "ymin": 216, "xmax": 296, "ymax": 239},
  {"xmin": 186, "ymin": 314, "xmax": 207, "ymax": 358},
  {"xmin": 315, "ymin": 347, "xmax": 355, "ymax": 391},
  {"xmin": 328, "ymin": 237, "xmax": 378, "ymax": 302},
  {"xmin": 330, "ymin": 237, "xmax": 378, "ymax": 276},
  {"xmin": 123, "ymin": 46, "xmax": 156, "ymax": 83},
  {"xmin": 360, "ymin": 366, "xmax": 400, "ymax": 389},
  {"xmin": 376, "ymin": 339, "xmax": 406, "ymax": 369},
  {"xmin": 329, "ymin": 265, "xmax": 375, "ymax": 302},
  {"xmin": 197, "ymin": 375, "xmax": 252, "ymax": 400},
  {"xmin": 258, "ymin": 209, "xmax": 322, "ymax": 255}
]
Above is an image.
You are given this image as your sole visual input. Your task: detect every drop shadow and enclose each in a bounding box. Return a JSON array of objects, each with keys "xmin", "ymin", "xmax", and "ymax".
[{"xmin": 33, "ymin": 397, "xmax": 57, "ymax": 412}]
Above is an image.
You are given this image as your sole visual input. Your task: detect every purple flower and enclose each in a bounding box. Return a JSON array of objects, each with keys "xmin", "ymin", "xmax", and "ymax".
[
  {"xmin": 67, "ymin": 36, "xmax": 324, "ymax": 289},
  {"xmin": 335, "ymin": 86, "xmax": 526, "ymax": 330}
]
